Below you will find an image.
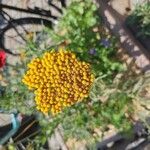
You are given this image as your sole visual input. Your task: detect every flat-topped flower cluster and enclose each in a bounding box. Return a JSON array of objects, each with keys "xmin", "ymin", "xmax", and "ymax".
[{"xmin": 22, "ymin": 50, "xmax": 94, "ymax": 114}]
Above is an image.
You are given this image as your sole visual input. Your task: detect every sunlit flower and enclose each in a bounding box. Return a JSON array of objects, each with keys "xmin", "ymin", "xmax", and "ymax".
[{"xmin": 22, "ymin": 50, "xmax": 94, "ymax": 115}]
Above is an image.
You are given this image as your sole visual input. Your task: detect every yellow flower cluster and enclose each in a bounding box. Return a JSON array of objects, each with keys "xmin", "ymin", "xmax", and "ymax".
[{"xmin": 22, "ymin": 50, "xmax": 94, "ymax": 115}]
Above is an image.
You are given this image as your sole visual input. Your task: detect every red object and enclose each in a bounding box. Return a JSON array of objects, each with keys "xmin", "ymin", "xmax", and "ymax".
[{"xmin": 0, "ymin": 50, "xmax": 6, "ymax": 68}]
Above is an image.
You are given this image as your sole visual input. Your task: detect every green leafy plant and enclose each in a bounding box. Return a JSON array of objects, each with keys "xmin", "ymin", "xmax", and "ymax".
[
  {"xmin": 0, "ymin": 63, "xmax": 34, "ymax": 114},
  {"xmin": 37, "ymin": 76, "xmax": 133, "ymax": 147},
  {"xmin": 0, "ymin": 0, "xmax": 144, "ymax": 149},
  {"xmin": 46, "ymin": 0, "xmax": 123, "ymax": 79},
  {"xmin": 128, "ymin": 2, "xmax": 150, "ymax": 37}
]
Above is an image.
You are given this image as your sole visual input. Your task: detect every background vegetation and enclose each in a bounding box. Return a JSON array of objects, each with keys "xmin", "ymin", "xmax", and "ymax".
[{"xmin": 0, "ymin": 0, "xmax": 149, "ymax": 148}]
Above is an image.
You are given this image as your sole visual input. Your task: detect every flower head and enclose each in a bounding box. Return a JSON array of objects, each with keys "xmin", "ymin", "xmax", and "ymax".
[
  {"xmin": 22, "ymin": 50, "xmax": 94, "ymax": 115},
  {"xmin": 100, "ymin": 38, "xmax": 110, "ymax": 48},
  {"xmin": 0, "ymin": 50, "xmax": 6, "ymax": 68},
  {"xmin": 88, "ymin": 49, "xmax": 96, "ymax": 55}
]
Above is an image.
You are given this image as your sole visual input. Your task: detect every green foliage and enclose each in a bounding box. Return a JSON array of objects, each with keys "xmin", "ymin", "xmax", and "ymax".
[
  {"xmin": 57, "ymin": 0, "xmax": 98, "ymax": 49},
  {"xmin": 0, "ymin": 33, "xmax": 49, "ymax": 113},
  {"xmin": 0, "ymin": 0, "xmax": 142, "ymax": 148},
  {"xmin": 46, "ymin": 0, "xmax": 123, "ymax": 79},
  {"xmin": 128, "ymin": 2, "xmax": 150, "ymax": 37},
  {"xmin": 40, "ymin": 92, "xmax": 132, "ymax": 143},
  {"xmin": 37, "ymin": 75, "xmax": 134, "ymax": 143},
  {"xmin": 0, "ymin": 62, "xmax": 35, "ymax": 114}
]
